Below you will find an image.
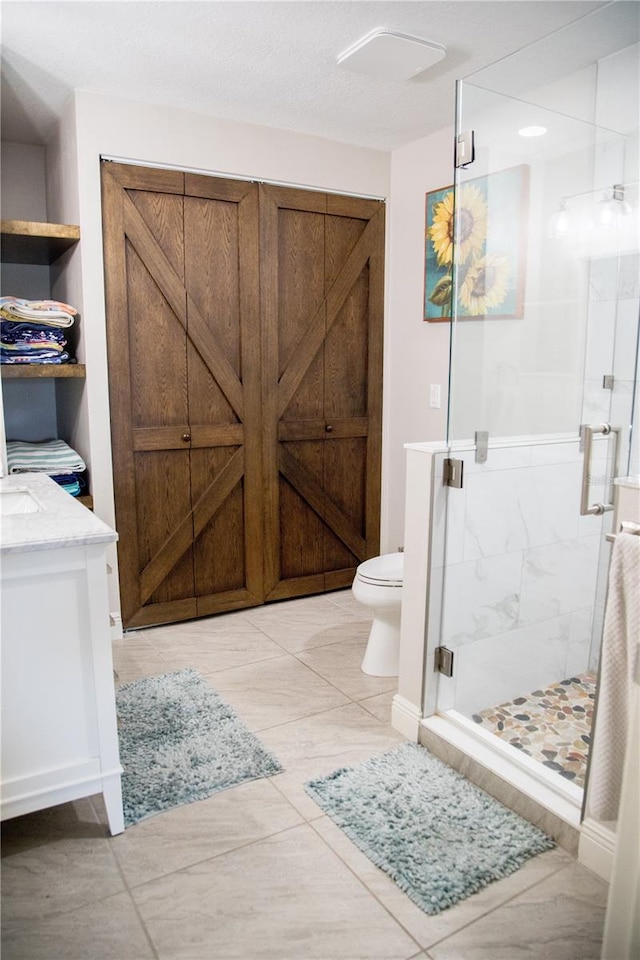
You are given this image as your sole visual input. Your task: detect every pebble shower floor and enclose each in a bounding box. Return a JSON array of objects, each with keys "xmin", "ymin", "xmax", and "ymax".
[{"xmin": 472, "ymin": 673, "xmax": 597, "ymax": 788}]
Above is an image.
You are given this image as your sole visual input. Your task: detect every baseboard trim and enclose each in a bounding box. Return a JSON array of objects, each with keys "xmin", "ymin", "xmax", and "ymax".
[
  {"xmin": 110, "ymin": 613, "xmax": 123, "ymax": 642},
  {"xmin": 391, "ymin": 694, "xmax": 423, "ymax": 741},
  {"xmin": 578, "ymin": 817, "xmax": 617, "ymax": 882}
]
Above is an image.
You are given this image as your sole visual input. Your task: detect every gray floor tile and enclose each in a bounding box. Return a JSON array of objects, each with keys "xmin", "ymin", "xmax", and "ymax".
[
  {"xmin": 203, "ymin": 653, "xmax": 350, "ymax": 730},
  {"xmin": 1, "ymin": 797, "xmax": 103, "ymax": 857},
  {"xmin": 312, "ymin": 816, "xmax": 574, "ymax": 950},
  {"xmin": 134, "ymin": 626, "xmax": 284, "ymax": 674},
  {"xmin": 359, "ymin": 690, "xmax": 396, "ymax": 722},
  {"xmin": 132, "ymin": 823, "xmax": 420, "ymax": 960},
  {"xmin": 2, "ymin": 891, "xmax": 155, "ymax": 960},
  {"xmin": 1, "ymin": 830, "xmax": 125, "ymax": 921},
  {"xmin": 112, "ymin": 640, "xmax": 172, "ymax": 684},
  {"xmin": 284, "ymin": 616, "xmax": 375, "ymax": 655},
  {"xmin": 261, "ymin": 701, "xmax": 405, "ymax": 818},
  {"xmin": 134, "ymin": 609, "xmax": 269, "ymax": 638},
  {"xmin": 243, "ymin": 593, "xmax": 368, "ymax": 652},
  {"xmin": 325, "ymin": 587, "xmax": 379, "ymax": 622},
  {"xmin": 298, "ymin": 631, "xmax": 398, "ymax": 699},
  {"xmin": 428, "ymin": 862, "xmax": 608, "ymax": 959},
  {"xmin": 108, "ymin": 778, "xmax": 303, "ymax": 887}
]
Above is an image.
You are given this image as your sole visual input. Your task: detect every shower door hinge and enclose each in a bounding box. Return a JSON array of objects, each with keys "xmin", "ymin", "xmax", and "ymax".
[
  {"xmin": 435, "ymin": 645, "xmax": 454, "ymax": 677},
  {"xmin": 443, "ymin": 457, "xmax": 464, "ymax": 488},
  {"xmin": 455, "ymin": 130, "xmax": 475, "ymax": 168},
  {"xmin": 475, "ymin": 430, "xmax": 489, "ymax": 464}
]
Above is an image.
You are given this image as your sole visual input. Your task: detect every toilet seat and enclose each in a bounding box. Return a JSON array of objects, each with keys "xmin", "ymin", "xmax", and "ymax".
[{"xmin": 356, "ymin": 552, "xmax": 404, "ymax": 587}]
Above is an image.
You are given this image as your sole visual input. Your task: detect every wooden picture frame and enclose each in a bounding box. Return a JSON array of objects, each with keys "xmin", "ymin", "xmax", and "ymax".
[{"xmin": 424, "ymin": 164, "xmax": 529, "ymax": 322}]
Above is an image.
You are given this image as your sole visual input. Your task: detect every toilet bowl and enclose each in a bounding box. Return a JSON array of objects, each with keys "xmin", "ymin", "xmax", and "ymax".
[{"xmin": 352, "ymin": 552, "xmax": 404, "ymax": 677}]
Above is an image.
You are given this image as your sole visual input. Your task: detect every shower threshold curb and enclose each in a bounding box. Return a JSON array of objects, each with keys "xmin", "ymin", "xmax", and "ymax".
[{"xmin": 419, "ymin": 711, "xmax": 581, "ymax": 854}]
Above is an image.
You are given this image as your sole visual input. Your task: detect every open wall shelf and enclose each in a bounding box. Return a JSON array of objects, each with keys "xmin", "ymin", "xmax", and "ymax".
[
  {"xmin": 1, "ymin": 220, "xmax": 80, "ymax": 265},
  {"xmin": 2, "ymin": 218, "xmax": 91, "ymax": 510},
  {"xmin": 1, "ymin": 364, "xmax": 86, "ymax": 379}
]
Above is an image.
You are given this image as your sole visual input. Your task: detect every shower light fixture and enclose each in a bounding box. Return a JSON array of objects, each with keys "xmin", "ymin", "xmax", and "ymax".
[
  {"xmin": 548, "ymin": 182, "xmax": 636, "ymax": 240},
  {"xmin": 596, "ymin": 184, "xmax": 632, "ymax": 229},
  {"xmin": 518, "ymin": 125, "xmax": 547, "ymax": 137}
]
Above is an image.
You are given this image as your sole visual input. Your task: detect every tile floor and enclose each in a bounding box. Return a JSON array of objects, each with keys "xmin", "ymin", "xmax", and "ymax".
[{"xmin": 1, "ymin": 590, "xmax": 610, "ymax": 960}]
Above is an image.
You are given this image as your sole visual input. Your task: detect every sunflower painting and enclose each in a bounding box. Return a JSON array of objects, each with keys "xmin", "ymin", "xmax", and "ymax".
[{"xmin": 424, "ymin": 164, "xmax": 529, "ymax": 322}]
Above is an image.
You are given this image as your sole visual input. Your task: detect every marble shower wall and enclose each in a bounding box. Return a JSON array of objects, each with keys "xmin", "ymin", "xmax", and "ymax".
[{"xmin": 431, "ymin": 437, "xmax": 609, "ymax": 718}]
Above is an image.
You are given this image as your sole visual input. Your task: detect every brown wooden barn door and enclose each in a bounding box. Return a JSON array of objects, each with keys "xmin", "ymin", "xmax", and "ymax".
[
  {"xmin": 260, "ymin": 185, "xmax": 384, "ymax": 601},
  {"xmin": 102, "ymin": 162, "xmax": 262, "ymax": 628},
  {"xmin": 183, "ymin": 174, "xmax": 263, "ymax": 619}
]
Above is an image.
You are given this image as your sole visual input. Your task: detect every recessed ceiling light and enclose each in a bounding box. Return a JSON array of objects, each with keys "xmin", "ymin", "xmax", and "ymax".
[
  {"xmin": 518, "ymin": 126, "xmax": 548, "ymax": 138},
  {"xmin": 337, "ymin": 29, "xmax": 446, "ymax": 82}
]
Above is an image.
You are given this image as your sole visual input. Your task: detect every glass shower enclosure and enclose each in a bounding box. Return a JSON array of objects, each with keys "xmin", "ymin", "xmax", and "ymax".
[{"xmin": 430, "ymin": 14, "xmax": 640, "ymax": 806}]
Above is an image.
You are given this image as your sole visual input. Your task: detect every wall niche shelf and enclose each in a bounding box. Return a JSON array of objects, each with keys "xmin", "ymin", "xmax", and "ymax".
[
  {"xmin": 1, "ymin": 364, "xmax": 86, "ymax": 380},
  {"xmin": 2, "ymin": 217, "xmax": 91, "ymax": 509},
  {"xmin": 1, "ymin": 219, "xmax": 80, "ymax": 265}
]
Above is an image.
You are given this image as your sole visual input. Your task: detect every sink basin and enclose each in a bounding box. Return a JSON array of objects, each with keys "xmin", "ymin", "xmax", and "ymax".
[{"xmin": 0, "ymin": 489, "xmax": 42, "ymax": 515}]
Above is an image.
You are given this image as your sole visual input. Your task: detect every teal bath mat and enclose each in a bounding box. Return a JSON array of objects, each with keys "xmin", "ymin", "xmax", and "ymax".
[
  {"xmin": 305, "ymin": 742, "xmax": 554, "ymax": 915},
  {"xmin": 116, "ymin": 668, "xmax": 282, "ymax": 826}
]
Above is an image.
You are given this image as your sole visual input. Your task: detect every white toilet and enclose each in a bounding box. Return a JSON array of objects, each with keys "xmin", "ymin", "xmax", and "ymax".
[{"xmin": 352, "ymin": 552, "xmax": 404, "ymax": 677}]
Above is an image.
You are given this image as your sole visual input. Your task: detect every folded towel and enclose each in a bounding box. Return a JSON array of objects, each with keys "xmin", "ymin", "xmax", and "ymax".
[
  {"xmin": 51, "ymin": 472, "xmax": 86, "ymax": 498},
  {"xmin": 1, "ymin": 321, "xmax": 67, "ymax": 343},
  {"xmin": 0, "ymin": 297, "xmax": 76, "ymax": 328},
  {"xmin": 1, "ymin": 352, "xmax": 72, "ymax": 364},
  {"xmin": 0, "ymin": 296, "xmax": 77, "ymax": 315},
  {"xmin": 6, "ymin": 439, "xmax": 86, "ymax": 475},
  {"xmin": 0, "ymin": 307, "xmax": 74, "ymax": 328},
  {"xmin": 1, "ymin": 341, "xmax": 65, "ymax": 354}
]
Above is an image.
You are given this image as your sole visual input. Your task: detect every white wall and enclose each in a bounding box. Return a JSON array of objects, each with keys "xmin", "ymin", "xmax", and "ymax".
[
  {"xmin": 1, "ymin": 142, "xmax": 48, "ymax": 220},
  {"xmin": 1, "ymin": 142, "xmax": 51, "ymax": 300},
  {"xmin": 46, "ymin": 91, "xmax": 398, "ymax": 620},
  {"xmin": 382, "ymin": 126, "xmax": 452, "ymax": 551}
]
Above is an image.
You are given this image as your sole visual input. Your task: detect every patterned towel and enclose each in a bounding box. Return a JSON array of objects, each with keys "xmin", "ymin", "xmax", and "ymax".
[
  {"xmin": 0, "ymin": 297, "xmax": 77, "ymax": 328},
  {"xmin": 6, "ymin": 439, "xmax": 86, "ymax": 475},
  {"xmin": 587, "ymin": 532, "xmax": 640, "ymax": 821}
]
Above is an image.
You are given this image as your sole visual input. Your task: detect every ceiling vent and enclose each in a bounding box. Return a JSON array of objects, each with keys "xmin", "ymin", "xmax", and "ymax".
[{"xmin": 337, "ymin": 29, "xmax": 446, "ymax": 82}]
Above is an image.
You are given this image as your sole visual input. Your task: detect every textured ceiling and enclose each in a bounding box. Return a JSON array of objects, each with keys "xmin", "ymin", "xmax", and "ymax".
[{"xmin": 0, "ymin": 0, "xmax": 624, "ymax": 151}]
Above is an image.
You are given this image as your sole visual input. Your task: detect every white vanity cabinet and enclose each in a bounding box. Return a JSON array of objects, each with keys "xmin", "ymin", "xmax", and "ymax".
[{"xmin": 0, "ymin": 474, "xmax": 124, "ymax": 834}]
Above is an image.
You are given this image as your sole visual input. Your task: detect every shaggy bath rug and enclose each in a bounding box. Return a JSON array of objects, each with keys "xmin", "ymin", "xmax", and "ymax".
[
  {"xmin": 305, "ymin": 742, "xmax": 554, "ymax": 915},
  {"xmin": 116, "ymin": 668, "xmax": 282, "ymax": 826}
]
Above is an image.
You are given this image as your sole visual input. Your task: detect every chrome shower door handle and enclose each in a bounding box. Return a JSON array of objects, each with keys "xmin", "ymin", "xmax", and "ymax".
[{"xmin": 580, "ymin": 423, "xmax": 621, "ymax": 516}]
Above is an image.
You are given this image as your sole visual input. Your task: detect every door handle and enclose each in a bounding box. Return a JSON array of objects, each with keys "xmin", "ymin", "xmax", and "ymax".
[
  {"xmin": 325, "ymin": 424, "xmax": 334, "ymax": 433},
  {"xmin": 182, "ymin": 432, "xmax": 191, "ymax": 442},
  {"xmin": 580, "ymin": 423, "xmax": 620, "ymax": 516}
]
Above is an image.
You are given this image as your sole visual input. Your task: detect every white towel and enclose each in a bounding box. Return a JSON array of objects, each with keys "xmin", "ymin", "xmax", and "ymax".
[{"xmin": 588, "ymin": 532, "xmax": 640, "ymax": 821}]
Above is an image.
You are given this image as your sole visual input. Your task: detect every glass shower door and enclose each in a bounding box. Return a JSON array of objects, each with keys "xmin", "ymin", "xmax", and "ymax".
[{"xmin": 431, "ymin": 78, "xmax": 639, "ymax": 792}]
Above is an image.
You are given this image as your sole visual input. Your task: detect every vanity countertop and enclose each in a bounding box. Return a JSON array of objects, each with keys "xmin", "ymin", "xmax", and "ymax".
[{"xmin": 0, "ymin": 474, "xmax": 117, "ymax": 554}]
